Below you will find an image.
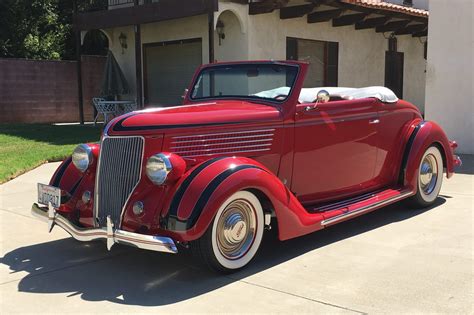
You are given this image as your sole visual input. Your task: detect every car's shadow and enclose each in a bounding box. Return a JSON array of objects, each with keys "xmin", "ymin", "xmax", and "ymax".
[{"xmin": 0, "ymin": 198, "xmax": 445, "ymax": 306}]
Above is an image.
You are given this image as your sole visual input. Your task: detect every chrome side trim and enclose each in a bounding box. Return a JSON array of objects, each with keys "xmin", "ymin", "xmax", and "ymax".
[
  {"xmin": 32, "ymin": 203, "xmax": 177, "ymax": 254},
  {"xmin": 171, "ymin": 129, "xmax": 275, "ymax": 158},
  {"xmin": 320, "ymin": 191, "xmax": 414, "ymax": 226},
  {"xmin": 180, "ymin": 148, "xmax": 271, "ymax": 158},
  {"xmin": 172, "ymin": 128, "xmax": 276, "ymax": 139},
  {"xmin": 170, "ymin": 138, "xmax": 274, "ymax": 149},
  {"xmin": 315, "ymin": 189, "xmax": 386, "ymax": 212},
  {"xmin": 171, "ymin": 133, "xmax": 274, "ymax": 144},
  {"xmin": 174, "ymin": 143, "xmax": 272, "ymax": 155}
]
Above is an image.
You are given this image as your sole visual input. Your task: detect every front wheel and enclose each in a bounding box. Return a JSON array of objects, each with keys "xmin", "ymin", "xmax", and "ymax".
[
  {"xmin": 409, "ymin": 146, "xmax": 444, "ymax": 208},
  {"xmin": 191, "ymin": 191, "xmax": 264, "ymax": 273}
]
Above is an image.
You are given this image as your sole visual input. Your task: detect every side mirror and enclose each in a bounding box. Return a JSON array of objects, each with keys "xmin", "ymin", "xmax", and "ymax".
[
  {"xmin": 316, "ymin": 90, "xmax": 330, "ymax": 103},
  {"xmin": 305, "ymin": 90, "xmax": 330, "ymax": 112}
]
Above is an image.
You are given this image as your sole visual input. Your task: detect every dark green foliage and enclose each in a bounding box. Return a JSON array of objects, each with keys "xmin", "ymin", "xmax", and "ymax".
[{"xmin": 0, "ymin": 0, "xmax": 75, "ymax": 60}]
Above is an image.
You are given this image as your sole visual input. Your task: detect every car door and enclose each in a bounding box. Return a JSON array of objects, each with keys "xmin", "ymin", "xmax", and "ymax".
[{"xmin": 291, "ymin": 98, "xmax": 380, "ymax": 204}]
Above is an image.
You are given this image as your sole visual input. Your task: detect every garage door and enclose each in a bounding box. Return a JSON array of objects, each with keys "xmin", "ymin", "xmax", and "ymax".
[{"xmin": 144, "ymin": 39, "xmax": 202, "ymax": 106}]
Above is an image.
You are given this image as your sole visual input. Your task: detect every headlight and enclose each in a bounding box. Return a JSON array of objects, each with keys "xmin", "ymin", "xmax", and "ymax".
[
  {"xmin": 146, "ymin": 153, "xmax": 172, "ymax": 185},
  {"xmin": 72, "ymin": 144, "xmax": 93, "ymax": 172}
]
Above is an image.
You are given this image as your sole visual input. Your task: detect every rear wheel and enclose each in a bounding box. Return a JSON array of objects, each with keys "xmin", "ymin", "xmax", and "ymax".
[
  {"xmin": 409, "ymin": 146, "xmax": 444, "ymax": 208},
  {"xmin": 192, "ymin": 191, "xmax": 264, "ymax": 273}
]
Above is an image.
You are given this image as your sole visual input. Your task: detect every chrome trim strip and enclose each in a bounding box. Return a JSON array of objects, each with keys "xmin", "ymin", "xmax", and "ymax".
[
  {"xmin": 320, "ymin": 191, "xmax": 414, "ymax": 226},
  {"xmin": 180, "ymin": 147, "xmax": 271, "ymax": 158},
  {"xmin": 171, "ymin": 133, "xmax": 275, "ymax": 145},
  {"xmin": 174, "ymin": 143, "xmax": 272, "ymax": 155},
  {"xmin": 171, "ymin": 136, "xmax": 273, "ymax": 149},
  {"xmin": 315, "ymin": 189, "xmax": 386, "ymax": 212},
  {"xmin": 32, "ymin": 203, "xmax": 177, "ymax": 254},
  {"xmin": 172, "ymin": 129, "xmax": 276, "ymax": 139}
]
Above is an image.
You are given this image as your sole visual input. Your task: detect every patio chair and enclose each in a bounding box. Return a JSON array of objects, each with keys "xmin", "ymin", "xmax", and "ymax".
[
  {"xmin": 92, "ymin": 97, "xmax": 115, "ymax": 126},
  {"xmin": 116, "ymin": 101, "xmax": 138, "ymax": 115}
]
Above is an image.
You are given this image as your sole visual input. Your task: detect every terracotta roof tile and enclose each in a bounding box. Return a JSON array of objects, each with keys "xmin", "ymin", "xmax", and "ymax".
[{"xmin": 341, "ymin": 0, "xmax": 429, "ymax": 18}]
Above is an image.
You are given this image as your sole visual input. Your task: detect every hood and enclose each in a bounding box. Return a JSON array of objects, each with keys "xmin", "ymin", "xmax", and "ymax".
[{"xmin": 107, "ymin": 100, "xmax": 282, "ymax": 136}]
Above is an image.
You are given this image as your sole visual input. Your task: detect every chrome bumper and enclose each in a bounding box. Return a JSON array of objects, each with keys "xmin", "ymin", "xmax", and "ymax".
[
  {"xmin": 454, "ymin": 155, "xmax": 462, "ymax": 168},
  {"xmin": 31, "ymin": 203, "xmax": 178, "ymax": 254}
]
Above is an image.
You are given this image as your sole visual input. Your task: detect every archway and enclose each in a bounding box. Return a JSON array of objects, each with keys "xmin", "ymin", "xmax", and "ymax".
[
  {"xmin": 82, "ymin": 29, "xmax": 110, "ymax": 55},
  {"xmin": 214, "ymin": 10, "xmax": 248, "ymax": 62}
]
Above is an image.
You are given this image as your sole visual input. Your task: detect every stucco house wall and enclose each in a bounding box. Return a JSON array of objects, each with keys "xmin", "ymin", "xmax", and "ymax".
[
  {"xmin": 103, "ymin": 14, "xmax": 210, "ymax": 99},
  {"xmin": 425, "ymin": 0, "xmax": 473, "ymax": 154},
  {"xmin": 104, "ymin": 26, "xmax": 137, "ymax": 98},
  {"xmin": 246, "ymin": 9, "xmax": 427, "ymax": 110}
]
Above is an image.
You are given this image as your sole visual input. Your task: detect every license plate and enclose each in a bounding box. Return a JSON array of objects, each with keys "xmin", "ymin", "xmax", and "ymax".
[{"xmin": 38, "ymin": 184, "xmax": 61, "ymax": 208}]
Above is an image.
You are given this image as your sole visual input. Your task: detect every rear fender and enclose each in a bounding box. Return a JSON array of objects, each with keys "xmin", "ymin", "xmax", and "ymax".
[
  {"xmin": 404, "ymin": 121, "xmax": 454, "ymax": 191},
  {"xmin": 161, "ymin": 157, "xmax": 325, "ymax": 242}
]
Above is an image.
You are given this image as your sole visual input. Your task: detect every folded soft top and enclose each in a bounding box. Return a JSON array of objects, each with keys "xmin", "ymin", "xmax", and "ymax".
[{"xmin": 254, "ymin": 86, "xmax": 399, "ymax": 103}]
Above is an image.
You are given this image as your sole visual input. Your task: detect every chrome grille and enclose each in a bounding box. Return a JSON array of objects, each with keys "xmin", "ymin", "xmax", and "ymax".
[
  {"xmin": 170, "ymin": 129, "xmax": 274, "ymax": 158},
  {"xmin": 95, "ymin": 136, "xmax": 144, "ymax": 227}
]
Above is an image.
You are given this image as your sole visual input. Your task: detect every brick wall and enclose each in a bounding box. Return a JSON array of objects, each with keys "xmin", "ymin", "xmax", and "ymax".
[{"xmin": 0, "ymin": 56, "xmax": 106, "ymax": 124}]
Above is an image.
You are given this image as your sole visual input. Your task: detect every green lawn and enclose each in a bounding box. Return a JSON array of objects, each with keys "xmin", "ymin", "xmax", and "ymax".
[{"xmin": 0, "ymin": 124, "xmax": 102, "ymax": 184}]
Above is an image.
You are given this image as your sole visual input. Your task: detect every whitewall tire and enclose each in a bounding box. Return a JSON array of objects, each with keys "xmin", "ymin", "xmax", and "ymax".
[
  {"xmin": 192, "ymin": 191, "xmax": 264, "ymax": 273},
  {"xmin": 410, "ymin": 146, "xmax": 444, "ymax": 207}
]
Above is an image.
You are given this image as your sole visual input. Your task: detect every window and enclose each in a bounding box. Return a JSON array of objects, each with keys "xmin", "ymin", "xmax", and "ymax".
[
  {"xmin": 403, "ymin": 0, "xmax": 413, "ymax": 7},
  {"xmin": 287, "ymin": 37, "xmax": 339, "ymax": 87}
]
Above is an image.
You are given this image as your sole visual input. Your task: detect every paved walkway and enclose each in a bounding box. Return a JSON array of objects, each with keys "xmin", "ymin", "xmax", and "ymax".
[{"xmin": 0, "ymin": 156, "xmax": 472, "ymax": 313}]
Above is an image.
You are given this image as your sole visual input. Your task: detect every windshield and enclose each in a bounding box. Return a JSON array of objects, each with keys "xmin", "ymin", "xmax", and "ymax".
[{"xmin": 190, "ymin": 63, "xmax": 299, "ymax": 103}]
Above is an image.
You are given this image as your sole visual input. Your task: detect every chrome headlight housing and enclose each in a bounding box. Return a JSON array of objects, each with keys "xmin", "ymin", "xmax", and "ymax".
[
  {"xmin": 72, "ymin": 144, "xmax": 93, "ymax": 172},
  {"xmin": 146, "ymin": 153, "xmax": 172, "ymax": 185}
]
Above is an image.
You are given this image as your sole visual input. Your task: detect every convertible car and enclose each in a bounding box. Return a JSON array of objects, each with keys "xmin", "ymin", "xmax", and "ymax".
[{"xmin": 32, "ymin": 61, "xmax": 461, "ymax": 272}]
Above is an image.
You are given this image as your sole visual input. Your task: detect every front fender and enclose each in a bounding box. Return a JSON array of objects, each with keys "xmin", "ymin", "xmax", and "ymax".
[
  {"xmin": 47, "ymin": 144, "xmax": 99, "ymax": 221},
  {"xmin": 161, "ymin": 156, "xmax": 325, "ymax": 242},
  {"xmin": 49, "ymin": 143, "xmax": 100, "ymax": 192},
  {"xmin": 404, "ymin": 120, "xmax": 455, "ymax": 191}
]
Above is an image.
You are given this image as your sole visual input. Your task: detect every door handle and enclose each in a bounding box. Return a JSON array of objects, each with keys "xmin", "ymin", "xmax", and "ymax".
[
  {"xmin": 369, "ymin": 119, "xmax": 380, "ymax": 124},
  {"xmin": 304, "ymin": 104, "xmax": 318, "ymax": 112}
]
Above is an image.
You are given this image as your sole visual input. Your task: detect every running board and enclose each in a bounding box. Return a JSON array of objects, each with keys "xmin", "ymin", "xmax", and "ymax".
[{"xmin": 312, "ymin": 189, "xmax": 414, "ymax": 227}]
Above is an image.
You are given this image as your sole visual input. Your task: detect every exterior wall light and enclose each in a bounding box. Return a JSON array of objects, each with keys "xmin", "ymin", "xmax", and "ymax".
[
  {"xmin": 119, "ymin": 32, "xmax": 127, "ymax": 54},
  {"xmin": 216, "ymin": 20, "xmax": 225, "ymax": 46}
]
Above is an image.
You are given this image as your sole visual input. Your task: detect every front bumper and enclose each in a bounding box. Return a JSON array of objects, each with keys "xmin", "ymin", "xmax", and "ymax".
[
  {"xmin": 31, "ymin": 203, "xmax": 178, "ymax": 254},
  {"xmin": 454, "ymin": 155, "xmax": 462, "ymax": 168}
]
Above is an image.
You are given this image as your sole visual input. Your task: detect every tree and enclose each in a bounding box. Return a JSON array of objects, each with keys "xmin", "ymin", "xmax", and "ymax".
[{"xmin": 0, "ymin": 0, "xmax": 74, "ymax": 60}]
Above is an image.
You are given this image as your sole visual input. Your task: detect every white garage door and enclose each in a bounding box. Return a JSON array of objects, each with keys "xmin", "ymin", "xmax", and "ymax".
[{"xmin": 144, "ymin": 39, "xmax": 202, "ymax": 106}]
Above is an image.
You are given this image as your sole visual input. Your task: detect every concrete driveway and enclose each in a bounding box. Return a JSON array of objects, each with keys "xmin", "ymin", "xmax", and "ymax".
[{"xmin": 0, "ymin": 156, "xmax": 472, "ymax": 314}]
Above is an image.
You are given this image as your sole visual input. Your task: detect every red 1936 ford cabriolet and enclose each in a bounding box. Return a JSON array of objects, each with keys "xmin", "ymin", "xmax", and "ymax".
[{"xmin": 32, "ymin": 61, "xmax": 461, "ymax": 272}]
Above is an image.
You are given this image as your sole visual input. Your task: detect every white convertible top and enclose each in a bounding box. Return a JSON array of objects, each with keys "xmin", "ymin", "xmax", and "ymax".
[{"xmin": 254, "ymin": 86, "xmax": 398, "ymax": 103}]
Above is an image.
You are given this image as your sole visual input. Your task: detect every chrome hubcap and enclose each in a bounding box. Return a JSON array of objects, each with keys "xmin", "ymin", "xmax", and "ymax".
[
  {"xmin": 216, "ymin": 199, "xmax": 257, "ymax": 260},
  {"xmin": 420, "ymin": 154, "xmax": 438, "ymax": 195}
]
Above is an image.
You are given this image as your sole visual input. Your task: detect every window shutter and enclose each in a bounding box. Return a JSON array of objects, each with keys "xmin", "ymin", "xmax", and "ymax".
[
  {"xmin": 286, "ymin": 37, "xmax": 297, "ymax": 60},
  {"xmin": 326, "ymin": 42, "xmax": 339, "ymax": 86}
]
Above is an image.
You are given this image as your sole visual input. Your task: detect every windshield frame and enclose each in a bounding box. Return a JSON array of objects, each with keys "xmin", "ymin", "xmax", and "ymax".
[{"xmin": 188, "ymin": 62, "xmax": 301, "ymax": 105}]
